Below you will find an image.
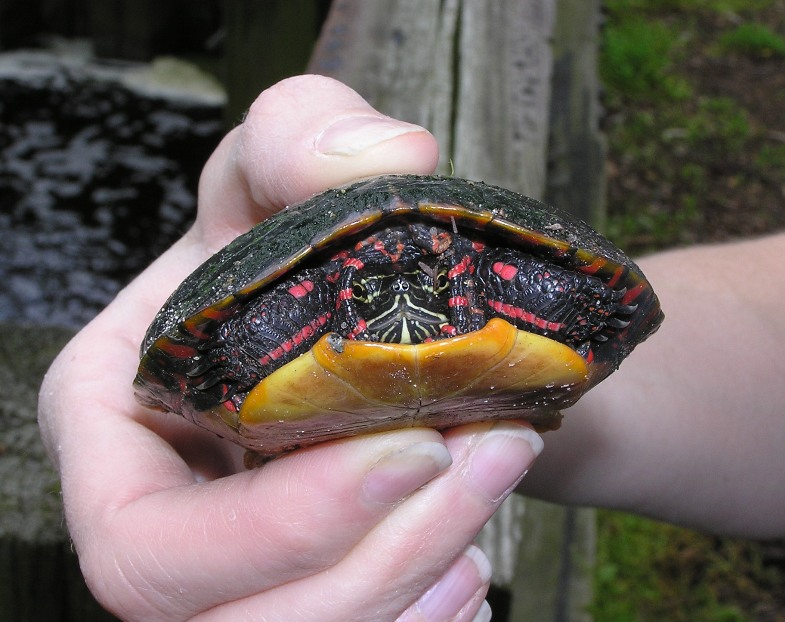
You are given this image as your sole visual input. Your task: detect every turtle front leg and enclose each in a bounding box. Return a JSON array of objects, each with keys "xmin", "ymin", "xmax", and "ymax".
[
  {"xmin": 187, "ymin": 268, "xmax": 335, "ymax": 410},
  {"xmin": 440, "ymin": 251, "xmax": 487, "ymax": 337},
  {"xmin": 333, "ymin": 257, "xmax": 375, "ymax": 340},
  {"xmin": 476, "ymin": 249, "xmax": 630, "ymax": 347}
]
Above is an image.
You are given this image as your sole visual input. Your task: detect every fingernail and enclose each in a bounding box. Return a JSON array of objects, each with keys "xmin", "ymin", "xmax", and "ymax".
[
  {"xmin": 416, "ymin": 545, "xmax": 492, "ymax": 621},
  {"xmin": 315, "ymin": 116, "xmax": 428, "ymax": 156},
  {"xmin": 472, "ymin": 600, "xmax": 493, "ymax": 622},
  {"xmin": 363, "ymin": 441, "xmax": 452, "ymax": 505},
  {"xmin": 469, "ymin": 423, "xmax": 543, "ymax": 503}
]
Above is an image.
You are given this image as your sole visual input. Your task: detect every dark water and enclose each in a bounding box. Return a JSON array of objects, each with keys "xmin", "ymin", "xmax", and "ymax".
[{"xmin": 0, "ymin": 54, "xmax": 225, "ymax": 328}]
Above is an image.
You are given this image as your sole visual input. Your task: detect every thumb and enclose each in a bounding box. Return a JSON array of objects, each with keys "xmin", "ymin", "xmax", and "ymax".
[{"xmin": 196, "ymin": 74, "xmax": 439, "ymax": 239}]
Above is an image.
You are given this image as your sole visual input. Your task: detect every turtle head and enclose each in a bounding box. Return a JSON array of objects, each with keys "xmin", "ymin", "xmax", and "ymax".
[{"xmin": 352, "ymin": 258, "xmax": 450, "ymax": 344}]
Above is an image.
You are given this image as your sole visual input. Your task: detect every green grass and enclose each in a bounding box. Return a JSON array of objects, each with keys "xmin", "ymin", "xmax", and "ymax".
[
  {"xmin": 605, "ymin": 0, "xmax": 776, "ymax": 12},
  {"xmin": 604, "ymin": 196, "xmax": 701, "ymax": 251},
  {"xmin": 598, "ymin": 0, "xmax": 774, "ymax": 253},
  {"xmin": 599, "ymin": 94, "xmax": 754, "ymax": 252},
  {"xmin": 595, "ymin": 2, "xmax": 785, "ymax": 618},
  {"xmin": 756, "ymin": 143, "xmax": 785, "ymax": 175},
  {"xmin": 719, "ymin": 23, "xmax": 785, "ymax": 58},
  {"xmin": 684, "ymin": 97, "xmax": 751, "ymax": 152},
  {"xmin": 600, "ymin": 18, "xmax": 690, "ymax": 103}
]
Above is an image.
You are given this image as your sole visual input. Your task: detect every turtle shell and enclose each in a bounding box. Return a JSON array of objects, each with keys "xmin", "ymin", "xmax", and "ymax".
[{"xmin": 135, "ymin": 175, "xmax": 663, "ymax": 457}]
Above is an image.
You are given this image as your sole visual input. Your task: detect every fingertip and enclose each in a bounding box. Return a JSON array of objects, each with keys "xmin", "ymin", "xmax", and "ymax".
[
  {"xmin": 441, "ymin": 422, "xmax": 542, "ymax": 505},
  {"xmin": 362, "ymin": 440, "xmax": 452, "ymax": 505},
  {"xmin": 467, "ymin": 422, "xmax": 542, "ymax": 503},
  {"xmin": 471, "ymin": 599, "xmax": 493, "ymax": 622},
  {"xmin": 401, "ymin": 545, "xmax": 492, "ymax": 622},
  {"xmin": 311, "ymin": 113, "xmax": 439, "ymax": 185}
]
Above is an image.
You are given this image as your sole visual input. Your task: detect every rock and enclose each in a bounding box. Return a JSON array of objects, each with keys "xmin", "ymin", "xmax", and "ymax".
[{"xmin": 0, "ymin": 49, "xmax": 225, "ymax": 329}]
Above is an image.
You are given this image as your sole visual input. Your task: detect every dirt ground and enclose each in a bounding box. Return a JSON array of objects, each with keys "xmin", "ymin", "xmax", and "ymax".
[
  {"xmin": 685, "ymin": 9, "xmax": 785, "ymax": 240},
  {"xmin": 605, "ymin": 5, "xmax": 785, "ymax": 251}
]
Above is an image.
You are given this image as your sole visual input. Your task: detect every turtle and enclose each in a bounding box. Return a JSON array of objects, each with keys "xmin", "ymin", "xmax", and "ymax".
[{"xmin": 134, "ymin": 175, "xmax": 663, "ymax": 459}]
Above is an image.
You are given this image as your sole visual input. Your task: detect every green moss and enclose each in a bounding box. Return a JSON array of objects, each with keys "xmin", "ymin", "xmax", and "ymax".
[{"xmin": 590, "ymin": 511, "xmax": 776, "ymax": 622}]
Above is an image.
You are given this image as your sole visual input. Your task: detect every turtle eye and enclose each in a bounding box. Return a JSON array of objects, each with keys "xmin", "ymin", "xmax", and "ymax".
[
  {"xmin": 352, "ymin": 281, "xmax": 368, "ymax": 301},
  {"xmin": 434, "ymin": 270, "xmax": 450, "ymax": 294}
]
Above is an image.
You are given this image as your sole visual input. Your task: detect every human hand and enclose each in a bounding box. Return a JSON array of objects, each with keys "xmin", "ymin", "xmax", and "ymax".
[{"xmin": 39, "ymin": 75, "xmax": 543, "ymax": 621}]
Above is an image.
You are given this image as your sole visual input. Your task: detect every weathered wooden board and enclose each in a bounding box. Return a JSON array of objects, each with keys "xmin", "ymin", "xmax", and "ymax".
[
  {"xmin": 545, "ymin": 0, "xmax": 607, "ymax": 226},
  {"xmin": 309, "ymin": 1, "xmax": 601, "ymax": 620},
  {"xmin": 309, "ymin": 0, "xmax": 554, "ymax": 198}
]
